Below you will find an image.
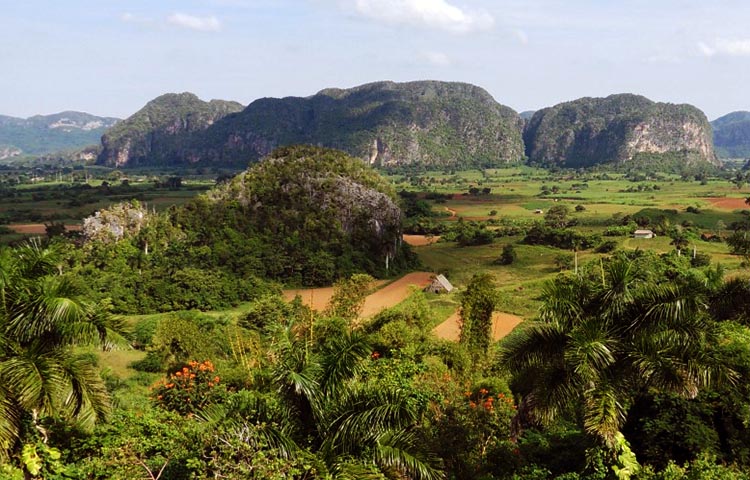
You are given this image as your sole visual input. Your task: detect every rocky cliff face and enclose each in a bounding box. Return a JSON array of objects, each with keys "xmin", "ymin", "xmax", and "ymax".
[
  {"xmin": 99, "ymin": 81, "xmax": 525, "ymax": 169},
  {"xmin": 524, "ymin": 94, "xmax": 718, "ymax": 168},
  {"xmin": 97, "ymin": 93, "xmax": 243, "ymax": 167},
  {"xmin": 712, "ymin": 111, "xmax": 750, "ymax": 158}
]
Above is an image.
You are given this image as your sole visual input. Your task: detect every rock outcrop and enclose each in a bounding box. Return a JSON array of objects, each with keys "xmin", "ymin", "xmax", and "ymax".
[
  {"xmin": 97, "ymin": 93, "xmax": 243, "ymax": 167},
  {"xmin": 523, "ymin": 94, "xmax": 718, "ymax": 168}
]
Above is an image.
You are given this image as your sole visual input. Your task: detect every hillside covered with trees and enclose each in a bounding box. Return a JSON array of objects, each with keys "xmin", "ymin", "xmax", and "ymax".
[
  {"xmin": 523, "ymin": 94, "xmax": 718, "ymax": 169},
  {"xmin": 74, "ymin": 146, "xmax": 415, "ymax": 313},
  {"xmin": 96, "ymin": 81, "xmax": 526, "ymax": 169},
  {"xmin": 712, "ymin": 111, "xmax": 750, "ymax": 159}
]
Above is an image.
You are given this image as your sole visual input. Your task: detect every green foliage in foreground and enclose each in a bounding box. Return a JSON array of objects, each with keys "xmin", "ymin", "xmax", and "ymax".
[{"xmin": 6, "ymin": 241, "xmax": 750, "ymax": 478}]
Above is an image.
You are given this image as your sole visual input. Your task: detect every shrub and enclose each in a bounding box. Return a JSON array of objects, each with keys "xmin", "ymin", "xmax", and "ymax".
[
  {"xmin": 151, "ymin": 360, "xmax": 224, "ymax": 415},
  {"xmin": 691, "ymin": 252, "xmax": 712, "ymax": 267},
  {"xmin": 495, "ymin": 244, "xmax": 517, "ymax": 265},
  {"xmin": 595, "ymin": 240, "xmax": 619, "ymax": 253}
]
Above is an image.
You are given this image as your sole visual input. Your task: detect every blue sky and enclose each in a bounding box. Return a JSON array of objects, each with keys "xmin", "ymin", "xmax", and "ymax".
[{"xmin": 1, "ymin": 0, "xmax": 749, "ymax": 120}]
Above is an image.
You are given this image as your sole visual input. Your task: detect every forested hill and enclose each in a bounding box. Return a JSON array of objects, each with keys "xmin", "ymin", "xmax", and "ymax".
[
  {"xmin": 95, "ymin": 81, "xmax": 526, "ymax": 169},
  {"xmin": 523, "ymin": 94, "xmax": 719, "ymax": 169},
  {"xmin": 0, "ymin": 111, "xmax": 119, "ymax": 159},
  {"xmin": 97, "ymin": 93, "xmax": 244, "ymax": 167},
  {"xmin": 712, "ymin": 111, "xmax": 750, "ymax": 158}
]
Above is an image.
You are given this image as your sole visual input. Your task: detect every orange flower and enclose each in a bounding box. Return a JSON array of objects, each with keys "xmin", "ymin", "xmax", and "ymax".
[
  {"xmin": 213, "ymin": 376, "xmax": 220, "ymax": 383},
  {"xmin": 175, "ymin": 371, "xmax": 182, "ymax": 377}
]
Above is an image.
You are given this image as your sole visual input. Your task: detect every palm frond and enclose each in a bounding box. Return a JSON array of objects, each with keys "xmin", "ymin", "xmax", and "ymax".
[
  {"xmin": 583, "ymin": 381, "xmax": 626, "ymax": 449},
  {"xmin": 373, "ymin": 429, "xmax": 445, "ymax": 480},
  {"xmin": 319, "ymin": 330, "xmax": 370, "ymax": 397},
  {"xmin": 323, "ymin": 388, "xmax": 417, "ymax": 457}
]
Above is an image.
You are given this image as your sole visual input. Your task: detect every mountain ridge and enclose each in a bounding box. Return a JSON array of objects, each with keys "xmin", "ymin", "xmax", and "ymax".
[
  {"xmin": 712, "ymin": 111, "xmax": 750, "ymax": 158},
  {"xmin": 0, "ymin": 111, "xmax": 119, "ymax": 159},
  {"xmin": 96, "ymin": 81, "xmax": 526, "ymax": 169}
]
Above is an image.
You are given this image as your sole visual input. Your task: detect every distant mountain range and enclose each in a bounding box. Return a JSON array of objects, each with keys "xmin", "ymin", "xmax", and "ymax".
[
  {"xmin": 0, "ymin": 112, "xmax": 119, "ymax": 159},
  {"xmin": 96, "ymin": 81, "xmax": 525, "ymax": 169},
  {"xmin": 5, "ymin": 82, "xmax": 736, "ymax": 170},
  {"xmin": 712, "ymin": 111, "xmax": 750, "ymax": 159}
]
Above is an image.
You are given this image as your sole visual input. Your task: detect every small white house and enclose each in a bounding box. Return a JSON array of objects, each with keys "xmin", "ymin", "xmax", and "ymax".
[
  {"xmin": 633, "ymin": 229, "xmax": 655, "ymax": 239},
  {"xmin": 534, "ymin": 209, "xmax": 544, "ymax": 214}
]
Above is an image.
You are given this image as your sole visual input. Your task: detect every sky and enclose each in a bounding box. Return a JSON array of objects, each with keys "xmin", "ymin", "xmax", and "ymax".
[{"xmin": 1, "ymin": 0, "xmax": 749, "ymax": 120}]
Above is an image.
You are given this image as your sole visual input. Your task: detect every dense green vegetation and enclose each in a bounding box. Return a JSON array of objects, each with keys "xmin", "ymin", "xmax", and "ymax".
[
  {"xmin": 4, "ymin": 148, "xmax": 750, "ymax": 478},
  {"xmin": 68, "ymin": 146, "xmax": 416, "ymax": 313},
  {"xmin": 524, "ymin": 94, "xmax": 717, "ymax": 169},
  {"xmin": 97, "ymin": 81, "xmax": 525, "ymax": 169},
  {"xmin": 98, "ymin": 93, "xmax": 244, "ymax": 167}
]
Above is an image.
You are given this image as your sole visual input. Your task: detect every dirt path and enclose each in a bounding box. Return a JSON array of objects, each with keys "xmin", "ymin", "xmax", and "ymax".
[
  {"xmin": 445, "ymin": 207, "xmax": 457, "ymax": 218},
  {"xmin": 403, "ymin": 234, "xmax": 441, "ymax": 247},
  {"xmin": 283, "ymin": 272, "xmax": 434, "ymax": 317},
  {"xmin": 705, "ymin": 197, "xmax": 749, "ymax": 210},
  {"xmin": 433, "ymin": 310, "xmax": 523, "ymax": 342},
  {"xmin": 8, "ymin": 224, "xmax": 81, "ymax": 234}
]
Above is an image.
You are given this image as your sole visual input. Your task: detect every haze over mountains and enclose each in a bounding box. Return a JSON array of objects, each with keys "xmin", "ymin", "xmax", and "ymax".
[
  {"xmin": 711, "ymin": 112, "xmax": 750, "ymax": 159},
  {"xmin": 0, "ymin": 112, "xmax": 119, "ymax": 159},
  {"xmin": 4, "ymin": 80, "xmax": 748, "ymax": 169}
]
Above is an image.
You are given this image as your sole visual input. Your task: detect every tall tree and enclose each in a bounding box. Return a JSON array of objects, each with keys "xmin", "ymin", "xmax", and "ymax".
[
  {"xmin": 0, "ymin": 240, "xmax": 125, "ymax": 464},
  {"xmin": 499, "ymin": 256, "xmax": 724, "ymax": 476},
  {"xmin": 459, "ymin": 273, "xmax": 498, "ymax": 356}
]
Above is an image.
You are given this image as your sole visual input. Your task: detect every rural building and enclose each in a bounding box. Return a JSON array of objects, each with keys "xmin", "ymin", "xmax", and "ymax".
[
  {"xmin": 424, "ymin": 274, "xmax": 454, "ymax": 294},
  {"xmin": 633, "ymin": 229, "xmax": 655, "ymax": 239},
  {"xmin": 534, "ymin": 209, "xmax": 544, "ymax": 214}
]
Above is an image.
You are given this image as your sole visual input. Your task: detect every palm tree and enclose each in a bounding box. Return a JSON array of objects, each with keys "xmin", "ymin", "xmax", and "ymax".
[
  {"xmin": 499, "ymin": 256, "xmax": 723, "ymax": 464},
  {"xmin": 203, "ymin": 317, "xmax": 444, "ymax": 479},
  {"xmin": 669, "ymin": 230, "xmax": 690, "ymax": 256},
  {"xmin": 0, "ymin": 240, "xmax": 126, "ymax": 461}
]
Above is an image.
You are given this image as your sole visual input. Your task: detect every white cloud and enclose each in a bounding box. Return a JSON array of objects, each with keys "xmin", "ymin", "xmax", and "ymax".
[
  {"xmin": 423, "ymin": 50, "xmax": 451, "ymax": 66},
  {"xmin": 167, "ymin": 13, "xmax": 222, "ymax": 32},
  {"xmin": 119, "ymin": 12, "xmax": 154, "ymax": 26},
  {"xmin": 513, "ymin": 29, "xmax": 528, "ymax": 45},
  {"xmin": 699, "ymin": 39, "xmax": 750, "ymax": 57},
  {"xmin": 349, "ymin": 0, "xmax": 494, "ymax": 33}
]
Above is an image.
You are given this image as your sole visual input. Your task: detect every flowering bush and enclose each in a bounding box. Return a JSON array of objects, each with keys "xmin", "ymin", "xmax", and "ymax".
[{"xmin": 151, "ymin": 360, "xmax": 224, "ymax": 415}]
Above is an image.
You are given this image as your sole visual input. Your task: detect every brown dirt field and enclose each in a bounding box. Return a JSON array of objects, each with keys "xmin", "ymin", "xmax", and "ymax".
[
  {"xmin": 283, "ymin": 272, "xmax": 433, "ymax": 316},
  {"xmin": 705, "ymin": 197, "xmax": 749, "ymax": 210},
  {"xmin": 9, "ymin": 224, "xmax": 81, "ymax": 234},
  {"xmin": 360, "ymin": 272, "xmax": 434, "ymax": 318},
  {"xmin": 282, "ymin": 287, "xmax": 336, "ymax": 311},
  {"xmin": 403, "ymin": 234, "xmax": 441, "ymax": 247},
  {"xmin": 433, "ymin": 310, "xmax": 523, "ymax": 342}
]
